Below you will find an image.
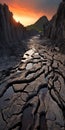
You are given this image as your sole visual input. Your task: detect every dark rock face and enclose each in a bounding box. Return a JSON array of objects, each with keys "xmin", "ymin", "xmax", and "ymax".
[
  {"xmin": 0, "ymin": 4, "xmax": 27, "ymax": 56},
  {"xmin": 63, "ymin": 0, "xmax": 65, "ymax": 2},
  {"xmin": 43, "ymin": 1, "xmax": 65, "ymax": 40},
  {"xmin": 43, "ymin": 15, "xmax": 56, "ymax": 38},
  {"xmin": 50, "ymin": 1, "xmax": 65, "ymax": 40}
]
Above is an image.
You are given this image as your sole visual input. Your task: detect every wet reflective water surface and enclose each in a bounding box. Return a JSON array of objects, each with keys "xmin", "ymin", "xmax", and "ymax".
[{"xmin": 0, "ymin": 36, "xmax": 65, "ymax": 130}]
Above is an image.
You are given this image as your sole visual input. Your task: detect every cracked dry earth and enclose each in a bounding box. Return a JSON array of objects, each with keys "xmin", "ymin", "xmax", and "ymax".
[{"xmin": 0, "ymin": 36, "xmax": 65, "ymax": 130}]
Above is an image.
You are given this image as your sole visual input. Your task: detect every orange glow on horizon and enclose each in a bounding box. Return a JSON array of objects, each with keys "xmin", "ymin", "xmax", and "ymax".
[
  {"xmin": 13, "ymin": 15, "xmax": 38, "ymax": 26},
  {"xmin": 8, "ymin": 3, "xmax": 53, "ymax": 26}
]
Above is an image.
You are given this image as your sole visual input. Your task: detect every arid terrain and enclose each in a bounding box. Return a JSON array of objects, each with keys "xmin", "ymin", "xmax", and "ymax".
[
  {"xmin": 0, "ymin": 1, "xmax": 65, "ymax": 130},
  {"xmin": 0, "ymin": 36, "xmax": 65, "ymax": 130}
]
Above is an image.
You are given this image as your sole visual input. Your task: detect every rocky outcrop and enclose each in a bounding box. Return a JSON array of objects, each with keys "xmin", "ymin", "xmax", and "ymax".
[
  {"xmin": 43, "ymin": 15, "xmax": 56, "ymax": 38},
  {"xmin": 0, "ymin": 4, "xmax": 27, "ymax": 56},
  {"xmin": 43, "ymin": 0, "xmax": 65, "ymax": 40},
  {"xmin": 50, "ymin": 1, "xmax": 65, "ymax": 40}
]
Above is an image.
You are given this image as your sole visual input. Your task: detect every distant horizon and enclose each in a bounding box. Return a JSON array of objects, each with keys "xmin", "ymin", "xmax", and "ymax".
[{"xmin": 0, "ymin": 0, "xmax": 61, "ymax": 26}]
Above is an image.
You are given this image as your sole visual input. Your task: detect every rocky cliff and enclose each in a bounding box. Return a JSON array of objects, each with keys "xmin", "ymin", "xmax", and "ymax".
[
  {"xmin": 0, "ymin": 4, "xmax": 27, "ymax": 56},
  {"xmin": 50, "ymin": 1, "xmax": 65, "ymax": 40},
  {"xmin": 43, "ymin": 0, "xmax": 65, "ymax": 40}
]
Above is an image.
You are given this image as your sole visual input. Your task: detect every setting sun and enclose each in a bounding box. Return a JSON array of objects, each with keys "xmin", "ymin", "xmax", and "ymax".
[
  {"xmin": 13, "ymin": 15, "xmax": 37, "ymax": 26},
  {"xmin": 0, "ymin": 0, "xmax": 60, "ymax": 26},
  {"xmin": 8, "ymin": 3, "xmax": 52, "ymax": 26}
]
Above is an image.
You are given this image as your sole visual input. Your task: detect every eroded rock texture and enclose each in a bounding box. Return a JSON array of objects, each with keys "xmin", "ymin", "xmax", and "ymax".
[
  {"xmin": 0, "ymin": 4, "xmax": 27, "ymax": 56},
  {"xmin": 43, "ymin": 0, "xmax": 65, "ymax": 40},
  {"xmin": 0, "ymin": 36, "xmax": 65, "ymax": 130}
]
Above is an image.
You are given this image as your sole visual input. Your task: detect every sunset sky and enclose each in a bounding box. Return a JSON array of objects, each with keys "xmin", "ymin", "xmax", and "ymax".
[{"xmin": 0, "ymin": 0, "xmax": 61, "ymax": 26}]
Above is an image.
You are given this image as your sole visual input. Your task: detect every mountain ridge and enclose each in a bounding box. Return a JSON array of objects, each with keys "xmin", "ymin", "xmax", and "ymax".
[{"xmin": 27, "ymin": 16, "xmax": 49, "ymax": 31}]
